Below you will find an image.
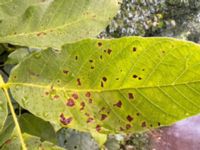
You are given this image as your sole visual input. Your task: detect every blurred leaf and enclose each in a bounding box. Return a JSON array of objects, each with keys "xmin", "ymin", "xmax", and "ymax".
[
  {"xmin": 0, "ymin": 75, "xmax": 7, "ymax": 131},
  {"xmin": 0, "ymin": 132, "xmax": 64, "ymax": 150},
  {"xmin": 19, "ymin": 113, "xmax": 57, "ymax": 144},
  {"xmin": 0, "ymin": 0, "xmax": 121, "ymax": 49}
]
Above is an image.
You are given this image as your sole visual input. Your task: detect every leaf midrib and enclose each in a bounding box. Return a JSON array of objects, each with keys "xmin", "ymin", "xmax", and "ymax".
[{"xmin": 7, "ymin": 80, "xmax": 200, "ymax": 92}]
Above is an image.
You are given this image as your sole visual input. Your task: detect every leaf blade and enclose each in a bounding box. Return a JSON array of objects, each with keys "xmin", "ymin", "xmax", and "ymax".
[{"xmin": 8, "ymin": 37, "xmax": 200, "ymax": 134}]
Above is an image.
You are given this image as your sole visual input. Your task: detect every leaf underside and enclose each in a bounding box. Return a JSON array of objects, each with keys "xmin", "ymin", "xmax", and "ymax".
[
  {"xmin": 0, "ymin": 0, "xmax": 120, "ymax": 48},
  {"xmin": 8, "ymin": 37, "xmax": 200, "ymax": 134}
]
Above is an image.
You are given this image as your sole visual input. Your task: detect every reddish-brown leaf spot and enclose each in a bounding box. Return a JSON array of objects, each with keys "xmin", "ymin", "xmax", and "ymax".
[
  {"xmin": 101, "ymin": 114, "xmax": 107, "ymax": 121},
  {"xmin": 87, "ymin": 117, "xmax": 94, "ymax": 123},
  {"xmin": 66, "ymin": 98, "xmax": 75, "ymax": 107},
  {"xmin": 77, "ymin": 78, "xmax": 81, "ymax": 86},
  {"xmin": 158, "ymin": 122, "xmax": 161, "ymax": 126},
  {"xmin": 89, "ymin": 60, "xmax": 93, "ymax": 63},
  {"xmin": 133, "ymin": 47, "xmax": 137, "ymax": 52},
  {"xmin": 138, "ymin": 77, "xmax": 142, "ymax": 80},
  {"xmin": 141, "ymin": 121, "xmax": 146, "ymax": 128},
  {"xmin": 98, "ymin": 42, "xmax": 102, "ymax": 47},
  {"xmin": 127, "ymin": 115, "xmax": 134, "ymax": 122},
  {"xmin": 150, "ymin": 124, "xmax": 153, "ymax": 127},
  {"xmin": 80, "ymin": 102, "xmax": 85, "ymax": 110},
  {"xmin": 96, "ymin": 125, "xmax": 101, "ymax": 132},
  {"xmin": 104, "ymin": 50, "xmax": 107, "ymax": 53},
  {"xmin": 85, "ymin": 92, "xmax": 91, "ymax": 98},
  {"xmin": 91, "ymin": 66, "xmax": 94, "ymax": 69},
  {"xmin": 107, "ymin": 49, "xmax": 112, "ymax": 55},
  {"xmin": 45, "ymin": 92, "xmax": 49, "ymax": 95},
  {"xmin": 72, "ymin": 93, "xmax": 79, "ymax": 100},
  {"xmin": 128, "ymin": 93, "xmax": 134, "ymax": 100},
  {"xmin": 60, "ymin": 113, "xmax": 73, "ymax": 125},
  {"xmin": 63, "ymin": 70, "xmax": 69, "ymax": 74},
  {"xmin": 113, "ymin": 101, "xmax": 122, "ymax": 108},
  {"xmin": 100, "ymin": 55, "xmax": 103, "ymax": 59},
  {"xmin": 126, "ymin": 124, "xmax": 131, "ymax": 130},
  {"xmin": 133, "ymin": 75, "xmax": 137, "ymax": 78},
  {"xmin": 102, "ymin": 77, "xmax": 107, "ymax": 82}
]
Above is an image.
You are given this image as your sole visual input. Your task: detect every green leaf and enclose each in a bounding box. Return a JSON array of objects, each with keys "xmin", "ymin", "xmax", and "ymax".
[
  {"xmin": 19, "ymin": 113, "xmax": 57, "ymax": 144},
  {"xmin": 5, "ymin": 48, "xmax": 31, "ymax": 65},
  {"xmin": 0, "ymin": 132, "xmax": 64, "ymax": 150},
  {"xmin": 8, "ymin": 37, "xmax": 200, "ymax": 134},
  {"xmin": 0, "ymin": 116, "xmax": 15, "ymax": 147},
  {"xmin": 0, "ymin": 75, "xmax": 7, "ymax": 131},
  {"xmin": 0, "ymin": 0, "xmax": 121, "ymax": 49}
]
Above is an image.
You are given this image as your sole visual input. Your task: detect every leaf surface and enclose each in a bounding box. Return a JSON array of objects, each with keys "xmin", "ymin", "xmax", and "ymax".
[
  {"xmin": 0, "ymin": 0, "xmax": 120, "ymax": 48},
  {"xmin": 8, "ymin": 37, "xmax": 200, "ymax": 134}
]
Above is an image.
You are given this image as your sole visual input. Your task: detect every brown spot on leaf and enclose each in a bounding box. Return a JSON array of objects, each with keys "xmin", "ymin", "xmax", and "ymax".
[
  {"xmin": 101, "ymin": 81, "xmax": 104, "ymax": 87},
  {"xmin": 136, "ymin": 113, "xmax": 140, "ymax": 116},
  {"xmin": 91, "ymin": 66, "xmax": 94, "ymax": 69},
  {"xmin": 89, "ymin": 60, "xmax": 93, "ymax": 63},
  {"xmin": 96, "ymin": 125, "xmax": 101, "ymax": 132},
  {"xmin": 37, "ymin": 32, "xmax": 46, "ymax": 36},
  {"xmin": 133, "ymin": 47, "xmax": 137, "ymax": 52},
  {"xmin": 113, "ymin": 101, "xmax": 122, "ymax": 108},
  {"xmin": 120, "ymin": 127, "xmax": 124, "ymax": 131},
  {"xmin": 88, "ymin": 99, "xmax": 93, "ymax": 103},
  {"xmin": 66, "ymin": 98, "xmax": 75, "ymax": 107},
  {"xmin": 63, "ymin": 70, "xmax": 69, "ymax": 74},
  {"xmin": 100, "ymin": 55, "xmax": 103, "ymax": 59},
  {"xmin": 45, "ymin": 92, "xmax": 49, "ymax": 95},
  {"xmin": 138, "ymin": 77, "xmax": 142, "ymax": 80},
  {"xmin": 87, "ymin": 117, "xmax": 94, "ymax": 123},
  {"xmin": 101, "ymin": 114, "xmax": 107, "ymax": 121},
  {"xmin": 158, "ymin": 122, "xmax": 161, "ymax": 126},
  {"xmin": 126, "ymin": 124, "xmax": 131, "ymax": 130},
  {"xmin": 142, "ymin": 121, "xmax": 146, "ymax": 128},
  {"xmin": 107, "ymin": 49, "xmax": 112, "ymax": 55},
  {"xmin": 53, "ymin": 95, "xmax": 59, "ymax": 99},
  {"xmin": 77, "ymin": 78, "xmax": 81, "ymax": 86},
  {"xmin": 71, "ymin": 93, "xmax": 78, "ymax": 99},
  {"xmin": 98, "ymin": 42, "xmax": 102, "ymax": 47},
  {"xmin": 80, "ymin": 102, "xmax": 85, "ymax": 110},
  {"xmin": 127, "ymin": 115, "xmax": 134, "ymax": 122},
  {"xmin": 128, "ymin": 93, "xmax": 134, "ymax": 100},
  {"xmin": 133, "ymin": 75, "xmax": 137, "ymax": 78},
  {"xmin": 75, "ymin": 56, "xmax": 78, "ymax": 60},
  {"xmin": 85, "ymin": 92, "xmax": 91, "ymax": 97},
  {"xmin": 60, "ymin": 113, "xmax": 73, "ymax": 125},
  {"xmin": 102, "ymin": 77, "xmax": 107, "ymax": 82}
]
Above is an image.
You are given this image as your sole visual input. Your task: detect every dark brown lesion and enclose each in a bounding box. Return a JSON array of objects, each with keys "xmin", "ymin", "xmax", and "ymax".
[{"xmin": 60, "ymin": 113, "xmax": 73, "ymax": 125}]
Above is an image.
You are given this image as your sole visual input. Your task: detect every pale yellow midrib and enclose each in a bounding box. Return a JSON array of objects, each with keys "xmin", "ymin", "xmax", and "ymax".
[{"xmin": 6, "ymin": 80, "xmax": 200, "ymax": 92}]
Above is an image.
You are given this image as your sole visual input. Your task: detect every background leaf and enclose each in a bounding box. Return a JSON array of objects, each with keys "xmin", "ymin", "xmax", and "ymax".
[
  {"xmin": 0, "ymin": 75, "xmax": 7, "ymax": 131},
  {"xmin": 0, "ymin": 132, "xmax": 64, "ymax": 150},
  {"xmin": 18, "ymin": 113, "xmax": 58, "ymax": 144},
  {"xmin": 8, "ymin": 37, "xmax": 200, "ymax": 134},
  {"xmin": 0, "ymin": 0, "xmax": 121, "ymax": 48}
]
